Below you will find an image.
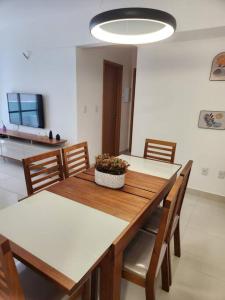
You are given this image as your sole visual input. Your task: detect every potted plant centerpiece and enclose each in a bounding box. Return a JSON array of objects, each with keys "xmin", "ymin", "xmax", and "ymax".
[{"xmin": 95, "ymin": 154, "xmax": 129, "ymax": 189}]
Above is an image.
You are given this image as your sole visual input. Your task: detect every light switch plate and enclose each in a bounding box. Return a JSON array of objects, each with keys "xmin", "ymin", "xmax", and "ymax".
[{"xmin": 122, "ymin": 87, "xmax": 130, "ymax": 102}]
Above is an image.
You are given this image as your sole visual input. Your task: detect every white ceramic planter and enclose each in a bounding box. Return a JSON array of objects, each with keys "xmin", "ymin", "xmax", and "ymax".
[{"xmin": 95, "ymin": 169, "xmax": 125, "ymax": 189}]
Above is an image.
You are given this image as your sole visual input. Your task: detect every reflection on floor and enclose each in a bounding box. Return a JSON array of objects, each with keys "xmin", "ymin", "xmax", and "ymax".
[
  {"xmin": 0, "ymin": 158, "xmax": 27, "ymax": 209},
  {"xmin": 1, "ymin": 158, "xmax": 225, "ymax": 300}
]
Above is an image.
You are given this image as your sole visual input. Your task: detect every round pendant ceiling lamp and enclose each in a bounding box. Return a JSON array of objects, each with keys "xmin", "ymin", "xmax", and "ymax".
[{"xmin": 90, "ymin": 7, "xmax": 176, "ymax": 45}]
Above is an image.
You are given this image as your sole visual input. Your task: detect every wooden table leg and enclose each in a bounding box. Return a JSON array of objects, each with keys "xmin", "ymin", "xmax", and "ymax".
[
  {"xmin": 91, "ymin": 269, "xmax": 98, "ymax": 300},
  {"xmin": 100, "ymin": 249, "xmax": 122, "ymax": 300},
  {"xmin": 82, "ymin": 277, "xmax": 91, "ymax": 300}
]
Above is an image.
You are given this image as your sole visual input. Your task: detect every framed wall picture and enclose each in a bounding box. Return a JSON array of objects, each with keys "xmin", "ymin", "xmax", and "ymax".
[
  {"xmin": 198, "ymin": 110, "xmax": 225, "ymax": 130},
  {"xmin": 210, "ymin": 52, "xmax": 225, "ymax": 81}
]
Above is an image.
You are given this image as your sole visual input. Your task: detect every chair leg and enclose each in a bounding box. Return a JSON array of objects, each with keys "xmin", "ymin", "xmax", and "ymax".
[
  {"xmin": 167, "ymin": 243, "xmax": 172, "ymax": 286},
  {"xmin": 145, "ymin": 281, "xmax": 156, "ymax": 300},
  {"xmin": 174, "ymin": 220, "xmax": 181, "ymax": 257},
  {"xmin": 91, "ymin": 269, "xmax": 98, "ymax": 300},
  {"xmin": 161, "ymin": 249, "xmax": 170, "ymax": 292}
]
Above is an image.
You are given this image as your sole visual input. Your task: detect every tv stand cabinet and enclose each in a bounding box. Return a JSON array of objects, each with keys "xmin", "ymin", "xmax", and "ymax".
[
  {"xmin": 0, "ymin": 129, "xmax": 67, "ymax": 161},
  {"xmin": 0, "ymin": 129, "xmax": 66, "ymax": 146}
]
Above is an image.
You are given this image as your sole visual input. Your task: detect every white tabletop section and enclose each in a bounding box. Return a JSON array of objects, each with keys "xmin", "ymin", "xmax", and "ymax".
[
  {"xmin": 0, "ymin": 191, "xmax": 128, "ymax": 283},
  {"xmin": 119, "ymin": 155, "xmax": 181, "ymax": 179}
]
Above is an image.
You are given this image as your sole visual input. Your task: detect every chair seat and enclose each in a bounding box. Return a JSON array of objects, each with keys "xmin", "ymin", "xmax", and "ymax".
[
  {"xmin": 16, "ymin": 260, "xmax": 70, "ymax": 300},
  {"xmin": 142, "ymin": 207, "xmax": 163, "ymax": 234},
  {"xmin": 123, "ymin": 230, "xmax": 167, "ymax": 280}
]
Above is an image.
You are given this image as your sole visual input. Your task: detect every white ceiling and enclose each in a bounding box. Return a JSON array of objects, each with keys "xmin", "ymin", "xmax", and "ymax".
[{"xmin": 0, "ymin": 0, "xmax": 225, "ymax": 50}]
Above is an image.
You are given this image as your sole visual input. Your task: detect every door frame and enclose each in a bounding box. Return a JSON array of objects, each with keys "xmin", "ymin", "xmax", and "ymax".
[
  {"xmin": 129, "ymin": 68, "xmax": 136, "ymax": 153},
  {"xmin": 102, "ymin": 60, "xmax": 123, "ymax": 155}
]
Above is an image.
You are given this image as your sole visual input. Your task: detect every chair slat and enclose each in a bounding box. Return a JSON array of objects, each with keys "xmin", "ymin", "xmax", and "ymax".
[
  {"xmin": 67, "ymin": 155, "xmax": 87, "ymax": 165},
  {"xmin": 149, "ymin": 150, "xmax": 172, "ymax": 157},
  {"xmin": 0, "ymin": 269, "xmax": 5, "ymax": 280},
  {"xmin": 29, "ymin": 158, "xmax": 58, "ymax": 170},
  {"xmin": 30, "ymin": 165, "xmax": 59, "ymax": 178},
  {"xmin": 31, "ymin": 171, "xmax": 60, "ymax": 185},
  {"xmin": 68, "ymin": 166, "xmax": 87, "ymax": 177},
  {"xmin": 68, "ymin": 160, "xmax": 87, "ymax": 170},
  {"xmin": 146, "ymin": 155, "xmax": 172, "ymax": 163},
  {"xmin": 0, "ymin": 283, "xmax": 9, "ymax": 295},
  {"xmin": 146, "ymin": 139, "xmax": 176, "ymax": 147},
  {"xmin": 66, "ymin": 149, "xmax": 86, "ymax": 159},
  {"xmin": 32, "ymin": 178, "xmax": 61, "ymax": 193},
  {"xmin": 0, "ymin": 289, "xmax": 9, "ymax": 300},
  {"xmin": 147, "ymin": 145, "xmax": 173, "ymax": 152}
]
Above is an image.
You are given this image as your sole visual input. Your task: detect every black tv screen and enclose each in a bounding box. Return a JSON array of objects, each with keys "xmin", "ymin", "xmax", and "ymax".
[{"xmin": 7, "ymin": 93, "xmax": 45, "ymax": 128}]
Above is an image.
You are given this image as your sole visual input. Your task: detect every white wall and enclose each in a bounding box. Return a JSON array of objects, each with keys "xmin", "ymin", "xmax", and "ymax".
[
  {"xmin": 0, "ymin": 47, "xmax": 77, "ymax": 143},
  {"xmin": 133, "ymin": 37, "xmax": 225, "ymax": 196},
  {"xmin": 76, "ymin": 46, "xmax": 136, "ymax": 163}
]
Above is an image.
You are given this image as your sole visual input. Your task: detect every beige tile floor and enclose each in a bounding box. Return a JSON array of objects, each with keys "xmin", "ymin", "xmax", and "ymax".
[
  {"xmin": 0, "ymin": 157, "xmax": 225, "ymax": 300},
  {"xmin": 123, "ymin": 193, "xmax": 225, "ymax": 300}
]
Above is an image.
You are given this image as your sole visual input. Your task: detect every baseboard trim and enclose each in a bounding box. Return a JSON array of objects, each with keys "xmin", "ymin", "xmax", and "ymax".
[
  {"xmin": 187, "ymin": 188, "xmax": 225, "ymax": 202},
  {"xmin": 119, "ymin": 149, "xmax": 130, "ymax": 155}
]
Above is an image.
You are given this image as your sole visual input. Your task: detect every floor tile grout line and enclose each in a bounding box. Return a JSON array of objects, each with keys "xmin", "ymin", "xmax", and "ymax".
[
  {"xmin": 0, "ymin": 185, "xmax": 26, "ymax": 199},
  {"xmin": 185, "ymin": 223, "xmax": 225, "ymax": 241},
  {"xmin": 174, "ymin": 249, "xmax": 225, "ymax": 285}
]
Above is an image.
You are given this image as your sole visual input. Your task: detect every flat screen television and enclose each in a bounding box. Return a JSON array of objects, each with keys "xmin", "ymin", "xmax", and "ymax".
[{"xmin": 7, "ymin": 93, "xmax": 45, "ymax": 128}]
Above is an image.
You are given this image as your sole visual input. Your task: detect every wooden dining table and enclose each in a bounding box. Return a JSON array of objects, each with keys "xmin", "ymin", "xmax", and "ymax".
[{"xmin": 0, "ymin": 154, "xmax": 181, "ymax": 300}]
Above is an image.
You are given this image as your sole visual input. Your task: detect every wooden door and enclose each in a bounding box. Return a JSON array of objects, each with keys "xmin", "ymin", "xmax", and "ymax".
[
  {"xmin": 102, "ymin": 60, "xmax": 123, "ymax": 156},
  {"xmin": 129, "ymin": 68, "xmax": 136, "ymax": 152}
]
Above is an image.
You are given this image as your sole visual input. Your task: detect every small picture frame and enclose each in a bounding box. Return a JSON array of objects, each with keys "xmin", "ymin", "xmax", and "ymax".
[
  {"xmin": 198, "ymin": 110, "xmax": 225, "ymax": 130},
  {"xmin": 210, "ymin": 52, "xmax": 225, "ymax": 81}
]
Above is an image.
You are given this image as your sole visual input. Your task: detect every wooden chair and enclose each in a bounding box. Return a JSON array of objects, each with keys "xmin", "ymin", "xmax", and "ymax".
[
  {"xmin": 142, "ymin": 160, "xmax": 193, "ymax": 285},
  {"xmin": 0, "ymin": 235, "xmax": 25, "ymax": 299},
  {"xmin": 62, "ymin": 142, "xmax": 90, "ymax": 178},
  {"xmin": 22, "ymin": 149, "xmax": 64, "ymax": 196},
  {"xmin": 0, "ymin": 236, "xmax": 90, "ymax": 300},
  {"xmin": 122, "ymin": 176, "xmax": 183, "ymax": 300},
  {"xmin": 144, "ymin": 139, "xmax": 177, "ymax": 164},
  {"xmin": 173, "ymin": 160, "xmax": 193, "ymax": 258}
]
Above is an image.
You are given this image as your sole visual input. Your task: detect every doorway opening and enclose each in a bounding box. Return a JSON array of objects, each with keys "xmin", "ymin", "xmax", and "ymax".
[
  {"xmin": 101, "ymin": 49, "xmax": 137, "ymax": 156},
  {"xmin": 76, "ymin": 45, "xmax": 137, "ymax": 162}
]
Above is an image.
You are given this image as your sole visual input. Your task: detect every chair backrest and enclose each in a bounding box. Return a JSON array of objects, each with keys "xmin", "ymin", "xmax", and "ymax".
[
  {"xmin": 144, "ymin": 139, "xmax": 176, "ymax": 164},
  {"xmin": 176, "ymin": 160, "xmax": 193, "ymax": 216},
  {"xmin": 147, "ymin": 176, "xmax": 183, "ymax": 280},
  {"xmin": 62, "ymin": 142, "xmax": 90, "ymax": 178},
  {"xmin": 22, "ymin": 149, "xmax": 64, "ymax": 196},
  {"xmin": 0, "ymin": 235, "xmax": 25, "ymax": 300}
]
